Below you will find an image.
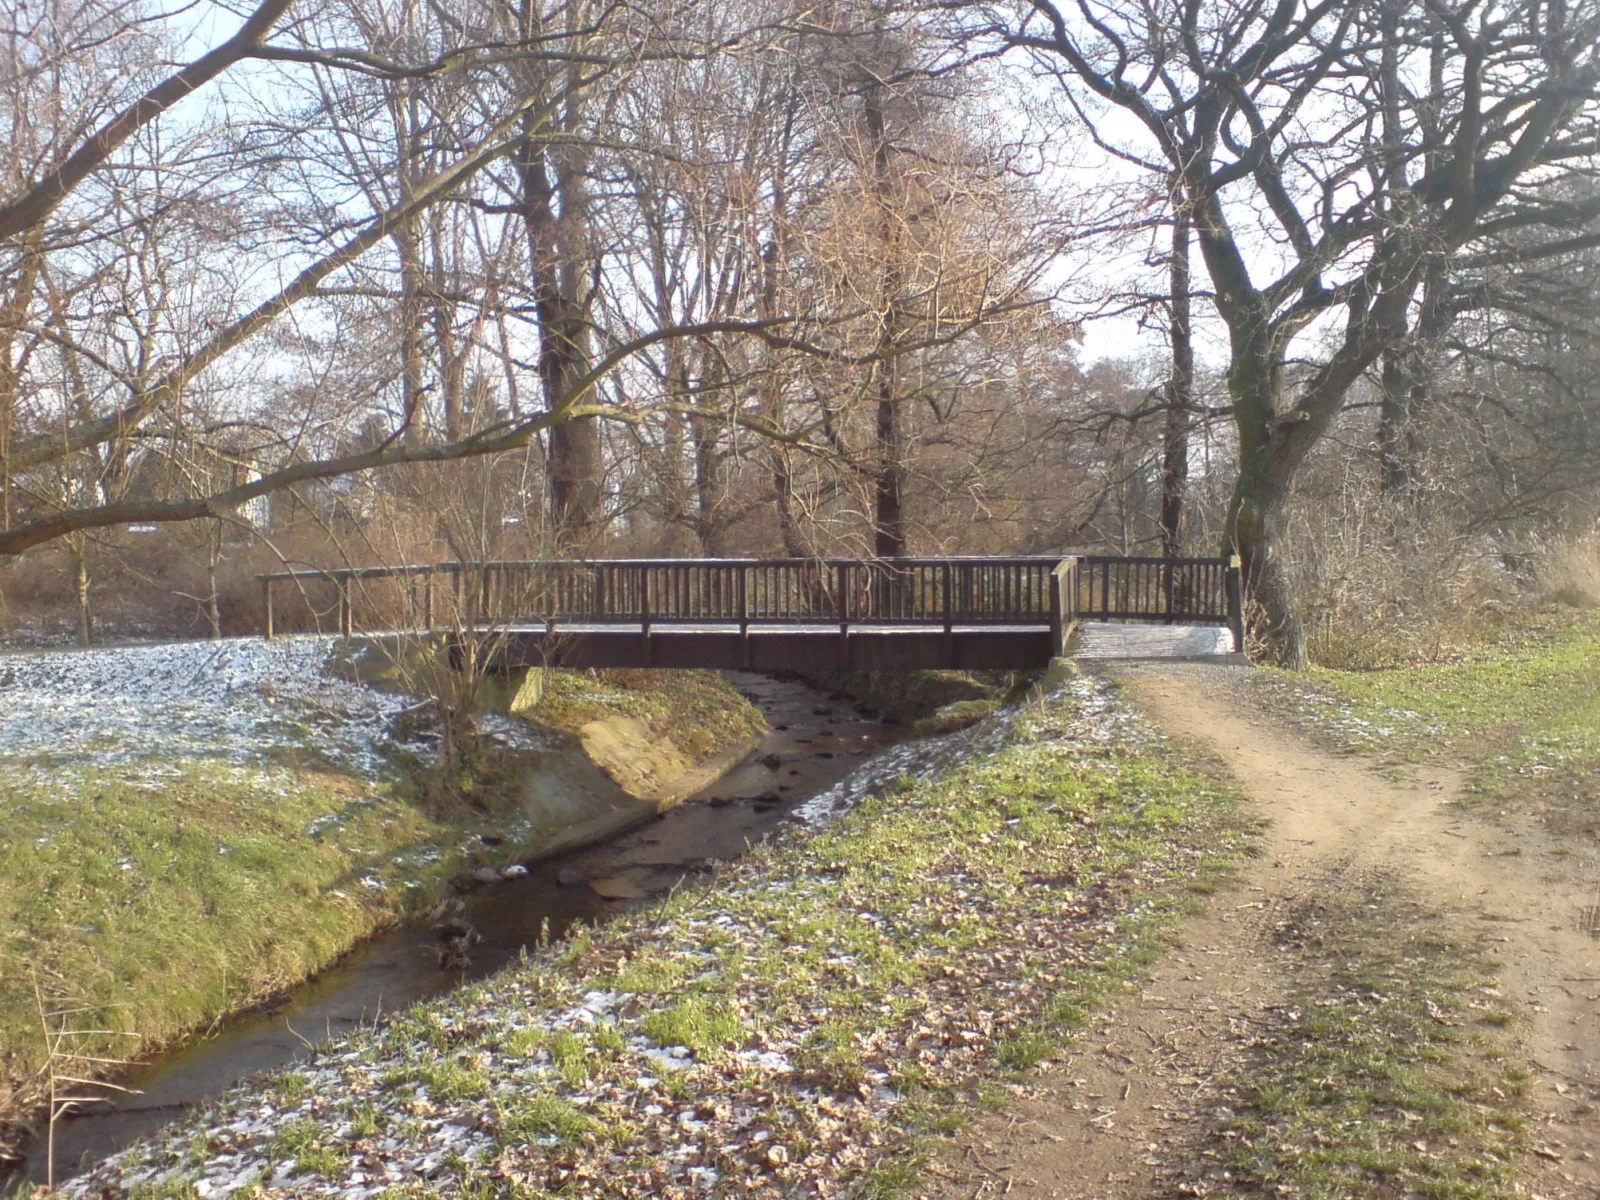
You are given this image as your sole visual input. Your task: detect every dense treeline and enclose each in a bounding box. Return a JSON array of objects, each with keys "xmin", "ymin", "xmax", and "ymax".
[{"xmin": 0, "ymin": 0, "xmax": 1596, "ymax": 662}]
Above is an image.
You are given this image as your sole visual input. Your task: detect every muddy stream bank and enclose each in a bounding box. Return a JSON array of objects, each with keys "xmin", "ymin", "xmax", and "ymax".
[{"xmin": 8, "ymin": 672, "xmax": 902, "ymax": 1192}]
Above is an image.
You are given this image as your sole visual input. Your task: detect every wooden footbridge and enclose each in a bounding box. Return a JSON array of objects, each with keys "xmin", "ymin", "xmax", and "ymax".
[{"xmin": 259, "ymin": 555, "xmax": 1243, "ymax": 670}]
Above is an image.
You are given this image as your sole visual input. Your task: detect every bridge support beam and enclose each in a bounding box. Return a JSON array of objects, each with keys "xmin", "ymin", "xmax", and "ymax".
[{"xmin": 493, "ymin": 628, "xmax": 1055, "ymax": 673}]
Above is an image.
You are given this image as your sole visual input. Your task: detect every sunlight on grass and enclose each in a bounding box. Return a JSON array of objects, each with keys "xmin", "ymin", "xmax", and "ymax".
[
  {"xmin": 1218, "ymin": 875, "xmax": 1524, "ymax": 1200},
  {"xmin": 1283, "ymin": 608, "xmax": 1600, "ymax": 808}
]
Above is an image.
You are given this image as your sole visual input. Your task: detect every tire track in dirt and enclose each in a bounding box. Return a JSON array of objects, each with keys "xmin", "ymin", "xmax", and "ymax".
[{"xmin": 933, "ymin": 664, "xmax": 1600, "ymax": 1199}]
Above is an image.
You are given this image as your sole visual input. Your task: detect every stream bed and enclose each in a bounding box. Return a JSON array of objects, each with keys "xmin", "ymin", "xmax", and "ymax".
[{"xmin": 6, "ymin": 672, "xmax": 902, "ymax": 1192}]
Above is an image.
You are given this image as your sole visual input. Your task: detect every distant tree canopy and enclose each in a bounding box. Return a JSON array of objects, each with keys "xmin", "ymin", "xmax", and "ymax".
[{"xmin": 0, "ymin": 0, "xmax": 1596, "ymax": 661}]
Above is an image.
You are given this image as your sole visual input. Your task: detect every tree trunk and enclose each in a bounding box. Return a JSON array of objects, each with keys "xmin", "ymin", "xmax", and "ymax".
[
  {"xmin": 514, "ymin": 23, "xmax": 602, "ymax": 546},
  {"xmin": 1159, "ymin": 206, "xmax": 1193, "ymax": 559},
  {"xmin": 1377, "ymin": 263, "xmax": 1449, "ymax": 496},
  {"xmin": 1226, "ymin": 454, "xmax": 1305, "ymax": 668},
  {"xmin": 756, "ymin": 133, "xmax": 807, "ymax": 558},
  {"xmin": 873, "ymin": 391, "xmax": 905, "ymax": 559},
  {"xmin": 1222, "ymin": 338, "xmax": 1307, "ymax": 668},
  {"xmin": 693, "ymin": 411, "xmax": 725, "ymax": 556},
  {"xmin": 207, "ymin": 520, "xmax": 223, "ymax": 638},
  {"xmin": 69, "ymin": 534, "xmax": 92, "ymax": 647},
  {"xmin": 0, "ymin": 232, "xmax": 45, "ymax": 530},
  {"xmin": 864, "ymin": 77, "xmax": 906, "ymax": 560}
]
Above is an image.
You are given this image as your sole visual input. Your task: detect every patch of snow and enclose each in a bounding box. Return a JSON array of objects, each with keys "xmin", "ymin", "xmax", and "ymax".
[
  {"xmin": 0, "ymin": 634, "xmax": 555, "ymax": 777},
  {"xmin": 0, "ymin": 637, "xmax": 401, "ymax": 774}
]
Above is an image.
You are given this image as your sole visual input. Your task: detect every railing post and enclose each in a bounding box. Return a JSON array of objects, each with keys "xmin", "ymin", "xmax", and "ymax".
[
  {"xmin": 739, "ymin": 564, "xmax": 751, "ymax": 668},
  {"xmin": 836, "ymin": 562, "xmax": 849, "ymax": 670},
  {"xmin": 1225, "ymin": 555, "xmax": 1245, "ymax": 653},
  {"xmin": 1048, "ymin": 563, "xmax": 1063, "ymax": 658},
  {"xmin": 423, "ymin": 571, "xmax": 434, "ymax": 632},
  {"xmin": 942, "ymin": 561, "xmax": 954, "ymax": 668},
  {"xmin": 338, "ymin": 578, "xmax": 353, "ymax": 639},
  {"xmin": 640, "ymin": 565, "xmax": 652, "ymax": 666},
  {"xmin": 262, "ymin": 578, "xmax": 274, "ymax": 640}
]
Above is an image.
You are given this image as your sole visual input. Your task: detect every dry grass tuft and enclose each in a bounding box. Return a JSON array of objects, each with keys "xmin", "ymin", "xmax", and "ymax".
[{"xmin": 1535, "ymin": 523, "xmax": 1600, "ymax": 608}]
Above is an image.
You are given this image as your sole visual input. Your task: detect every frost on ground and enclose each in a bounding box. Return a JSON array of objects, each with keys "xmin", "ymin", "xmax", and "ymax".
[
  {"xmin": 1248, "ymin": 670, "xmax": 1446, "ymax": 756},
  {"xmin": 61, "ymin": 675, "xmax": 1247, "ymax": 1200},
  {"xmin": 0, "ymin": 636, "xmax": 547, "ymax": 779}
]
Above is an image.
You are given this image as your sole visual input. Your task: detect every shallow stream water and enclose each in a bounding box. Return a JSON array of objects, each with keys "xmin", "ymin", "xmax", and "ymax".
[{"xmin": 6, "ymin": 671, "xmax": 898, "ymax": 1192}]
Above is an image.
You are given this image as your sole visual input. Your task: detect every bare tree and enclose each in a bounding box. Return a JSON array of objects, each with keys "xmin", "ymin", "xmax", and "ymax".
[{"xmin": 969, "ymin": 0, "xmax": 1600, "ymax": 662}]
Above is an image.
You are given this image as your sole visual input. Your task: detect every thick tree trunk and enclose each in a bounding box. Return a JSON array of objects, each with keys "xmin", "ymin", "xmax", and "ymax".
[
  {"xmin": 1226, "ymin": 457, "xmax": 1304, "ymax": 668},
  {"xmin": 512, "ymin": 14, "xmax": 601, "ymax": 546},
  {"xmin": 1377, "ymin": 346, "xmax": 1423, "ymax": 495},
  {"xmin": 0, "ymin": 232, "xmax": 44, "ymax": 530},
  {"xmin": 1159, "ymin": 206, "xmax": 1193, "ymax": 559},
  {"xmin": 516, "ymin": 114, "xmax": 602, "ymax": 545},
  {"xmin": 864, "ymin": 79, "xmax": 906, "ymax": 560},
  {"xmin": 758, "ymin": 92, "xmax": 808, "ymax": 560},
  {"xmin": 693, "ymin": 413, "xmax": 724, "ymax": 557},
  {"xmin": 873, "ymin": 399, "xmax": 905, "ymax": 558},
  {"xmin": 546, "ymin": 419, "xmax": 603, "ymax": 542},
  {"xmin": 1223, "ymin": 340, "xmax": 1306, "ymax": 668}
]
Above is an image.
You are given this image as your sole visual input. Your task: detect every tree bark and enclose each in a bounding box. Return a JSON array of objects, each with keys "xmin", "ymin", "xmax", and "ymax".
[
  {"xmin": 1221, "ymin": 330, "xmax": 1306, "ymax": 668},
  {"xmin": 1378, "ymin": 262, "xmax": 1450, "ymax": 496},
  {"xmin": 1159, "ymin": 204, "xmax": 1193, "ymax": 559},
  {"xmin": 515, "ymin": 89, "xmax": 603, "ymax": 545},
  {"xmin": 756, "ymin": 94, "xmax": 808, "ymax": 559},
  {"xmin": 864, "ymin": 77, "xmax": 906, "ymax": 560},
  {"xmin": 395, "ymin": 215, "xmax": 428, "ymax": 442},
  {"xmin": 69, "ymin": 534, "xmax": 92, "ymax": 647}
]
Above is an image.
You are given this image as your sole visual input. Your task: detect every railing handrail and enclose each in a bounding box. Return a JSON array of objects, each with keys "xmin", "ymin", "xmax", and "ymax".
[
  {"xmin": 1078, "ymin": 554, "xmax": 1231, "ymax": 567},
  {"xmin": 257, "ymin": 554, "xmax": 1076, "ymax": 583}
]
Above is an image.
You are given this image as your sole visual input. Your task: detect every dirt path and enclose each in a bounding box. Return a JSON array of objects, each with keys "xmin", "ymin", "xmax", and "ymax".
[{"xmin": 935, "ymin": 664, "xmax": 1600, "ymax": 1199}]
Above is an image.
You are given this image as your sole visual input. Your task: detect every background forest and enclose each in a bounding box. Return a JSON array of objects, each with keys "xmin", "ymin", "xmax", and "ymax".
[{"xmin": 0, "ymin": 0, "xmax": 1597, "ymax": 666}]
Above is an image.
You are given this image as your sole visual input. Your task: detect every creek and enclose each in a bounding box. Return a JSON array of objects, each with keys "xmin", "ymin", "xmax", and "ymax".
[{"xmin": 6, "ymin": 671, "xmax": 902, "ymax": 1192}]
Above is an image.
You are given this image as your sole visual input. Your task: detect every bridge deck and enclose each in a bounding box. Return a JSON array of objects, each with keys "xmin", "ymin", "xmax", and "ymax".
[{"xmin": 1072, "ymin": 622, "xmax": 1241, "ymax": 661}]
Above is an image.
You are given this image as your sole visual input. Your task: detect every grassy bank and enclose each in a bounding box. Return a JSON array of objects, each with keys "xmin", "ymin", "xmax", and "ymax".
[
  {"xmin": 0, "ymin": 653, "xmax": 761, "ymax": 1164},
  {"xmin": 534, "ymin": 669, "xmax": 767, "ymax": 759},
  {"xmin": 59, "ymin": 676, "xmax": 1254, "ymax": 1199},
  {"xmin": 1274, "ymin": 608, "xmax": 1600, "ymax": 821},
  {"xmin": 1209, "ymin": 873, "xmax": 1524, "ymax": 1199},
  {"xmin": 0, "ymin": 759, "xmax": 536, "ymax": 1144}
]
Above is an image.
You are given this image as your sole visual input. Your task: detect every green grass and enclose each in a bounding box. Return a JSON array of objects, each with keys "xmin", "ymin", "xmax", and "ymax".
[
  {"xmin": 0, "ymin": 757, "xmax": 539, "ymax": 1147},
  {"xmin": 1215, "ymin": 875, "xmax": 1524, "ymax": 1199},
  {"xmin": 497, "ymin": 1094, "xmax": 597, "ymax": 1145},
  {"xmin": 509, "ymin": 685, "xmax": 1253, "ymax": 1189},
  {"xmin": 1284, "ymin": 608, "xmax": 1600, "ymax": 813}
]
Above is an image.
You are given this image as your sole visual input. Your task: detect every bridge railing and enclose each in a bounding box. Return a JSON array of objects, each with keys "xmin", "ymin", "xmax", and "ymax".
[
  {"xmin": 1077, "ymin": 555, "xmax": 1232, "ymax": 623},
  {"xmin": 258, "ymin": 554, "xmax": 1242, "ymax": 651}
]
